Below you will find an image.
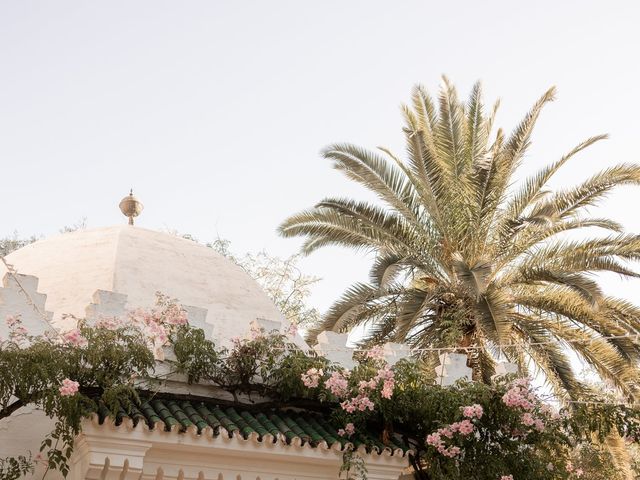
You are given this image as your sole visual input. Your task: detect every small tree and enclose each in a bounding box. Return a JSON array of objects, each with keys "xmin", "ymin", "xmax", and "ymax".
[{"xmin": 190, "ymin": 235, "xmax": 321, "ymax": 328}]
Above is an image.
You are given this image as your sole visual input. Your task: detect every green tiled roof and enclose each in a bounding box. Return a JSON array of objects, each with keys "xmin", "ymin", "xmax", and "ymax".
[{"xmin": 95, "ymin": 394, "xmax": 409, "ymax": 453}]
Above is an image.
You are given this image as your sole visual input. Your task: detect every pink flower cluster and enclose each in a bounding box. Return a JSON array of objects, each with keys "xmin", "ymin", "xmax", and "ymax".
[
  {"xmin": 329, "ymin": 365, "xmax": 395, "ymax": 415},
  {"xmin": 161, "ymin": 303, "xmax": 188, "ymax": 326},
  {"xmin": 128, "ymin": 306, "xmax": 179, "ymax": 357},
  {"xmin": 461, "ymin": 404, "xmax": 483, "ymax": 419},
  {"xmin": 301, "ymin": 368, "xmax": 323, "ymax": 388},
  {"xmin": 500, "ymin": 475, "xmax": 513, "ymax": 480},
  {"xmin": 325, "ymin": 370, "xmax": 350, "ymax": 397},
  {"xmin": 426, "ymin": 420, "xmax": 476, "ymax": 457},
  {"xmin": 62, "ymin": 328, "xmax": 88, "ymax": 347},
  {"xmin": 426, "ymin": 404, "xmax": 484, "ymax": 458},
  {"xmin": 338, "ymin": 422, "xmax": 355, "ymax": 437},
  {"xmin": 502, "ymin": 378, "xmax": 536, "ymax": 410},
  {"xmin": 502, "ymin": 378, "xmax": 547, "ymax": 433},
  {"xmin": 340, "ymin": 394, "xmax": 375, "ymax": 413},
  {"xmin": 425, "ymin": 433, "xmax": 461, "ymax": 458},
  {"xmin": 6, "ymin": 315, "xmax": 28, "ymax": 344},
  {"xmin": 366, "ymin": 345, "xmax": 385, "ymax": 360},
  {"xmin": 59, "ymin": 378, "xmax": 79, "ymax": 396},
  {"xmin": 374, "ymin": 365, "xmax": 395, "ymax": 399}
]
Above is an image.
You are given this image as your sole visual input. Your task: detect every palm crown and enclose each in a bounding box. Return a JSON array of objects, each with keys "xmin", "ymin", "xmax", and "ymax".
[{"xmin": 279, "ymin": 79, "xmax": 640, "ymax": 400}]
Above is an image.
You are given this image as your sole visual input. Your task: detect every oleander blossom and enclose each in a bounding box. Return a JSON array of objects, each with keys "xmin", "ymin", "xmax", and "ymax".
[
  {"xmin": 5, "ymin": 315, "xmax": 20, "ymax": 327},
  {"xmin": 337, "ymin": 422, "xmax": 355, "ymax": 437},
  {"xmin": 7, "ymin": 315, "xmax": 29, "ymax": 344},
  {"xmin": 375, "ymin": 365, "xmax": 395, "ymax": 399},
  {"xmin": 162, "ymin": 303, "xmax": 188, "ymax": 325},
  {"xmin": 502, "ymin": 378, "xmax": 535, "ymax": 410},
  {"xmin": 325, "ymin": 370, "xmax": 350, "ymax": 398},
  {"xmin": 345, "ymin": 423, "xmax": 355, "ymax": 436},
  {"xmin": 522, "ymin": 412, "xmax": 535, "ymax": 426},
  {"xmin": 59, "ymin": 378, "xmax": 79, "ymax": 396},
  {"xmin": 340, "ymin": 394, "xmax": 375, "ymax": 413},
  {"xmin": 501, "ymin": 378, "xmax": 550, "ymax": 434},
  {"xmin": 426, "ymin": 413, "xmax": 478, "ymax": 457},
  {"xmin": 456, "ymin": 419, "xmax": 474, "ymax": 435},
  {"xmin": 366, "ymin": 345, "xmax": 385, "ymax": 360},
  {"xmin": 462, "ymin": 404, "xmax": 483, "ymax": 419},
  {"xmin": 62, "ymin": 328, "xmax": 88, "ymax": 347},
  {"xmin": 301, "ymin": 368, "xmax": 323, "ymax": 388}
]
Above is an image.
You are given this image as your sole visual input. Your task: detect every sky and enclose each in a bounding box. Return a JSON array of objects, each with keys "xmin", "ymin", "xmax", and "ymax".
[{"xmin": 1, "ymin": 0, "xmax": 640, "ymax": 313}]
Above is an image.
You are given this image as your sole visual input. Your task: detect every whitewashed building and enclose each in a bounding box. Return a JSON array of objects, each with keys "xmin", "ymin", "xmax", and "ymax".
[{"xmin": 0, "ymin": 217, "xmax": 413, "ymax": 479}]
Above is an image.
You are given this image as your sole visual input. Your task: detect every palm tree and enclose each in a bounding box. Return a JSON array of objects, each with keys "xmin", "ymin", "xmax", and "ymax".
[{"xmin": 279, "ymin": 78, "xmax": 640, "ymax": 400}]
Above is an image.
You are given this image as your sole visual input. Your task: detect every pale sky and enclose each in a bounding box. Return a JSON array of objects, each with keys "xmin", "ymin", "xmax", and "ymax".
[{"xmin": 1, "ymin": 1, "xmax": 640, "ymax": 313}]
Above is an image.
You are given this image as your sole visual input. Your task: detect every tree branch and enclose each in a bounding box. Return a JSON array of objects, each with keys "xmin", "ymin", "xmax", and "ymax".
[{"xmin": 0, "ymin": 398, "xmax": 25, "ymax": 421}]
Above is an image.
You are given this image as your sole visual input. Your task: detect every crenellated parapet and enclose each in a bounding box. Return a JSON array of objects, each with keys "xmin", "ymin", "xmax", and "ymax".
[{"xmin": 0, "ymin": 272, "xmax": 55, "ymax": 338}]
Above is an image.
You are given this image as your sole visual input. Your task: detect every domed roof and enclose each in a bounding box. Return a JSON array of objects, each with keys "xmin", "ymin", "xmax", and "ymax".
[{"xmin": 1, "ymin": 226, "xmax": 285, "ymax": 343}]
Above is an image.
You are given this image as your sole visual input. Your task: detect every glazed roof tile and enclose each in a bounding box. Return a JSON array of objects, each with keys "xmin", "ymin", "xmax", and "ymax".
[{"xmin": 95, "ymin": 395, "xmax": 409, "ymax": 453}]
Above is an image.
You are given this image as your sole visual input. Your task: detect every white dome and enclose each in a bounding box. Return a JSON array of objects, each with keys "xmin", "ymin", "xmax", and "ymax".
[{"xmin": 1, "ymin": 226, "xmax": 285, "ymax": 342}]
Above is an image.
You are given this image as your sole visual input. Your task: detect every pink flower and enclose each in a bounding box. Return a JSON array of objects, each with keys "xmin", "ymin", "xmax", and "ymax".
[
  {"xmin": 145, "ymin": 322, "xmax": 168, "ymax": 345},
  {"xmin": 337, "ymin": 423, "xmax": 355, "ymax": 437},
  {"xmin": 456, "ymin": 419, "xmax": 474, "ymax": 435},
  {"xmin": 439, "ymin": 427, "xmax": 454, "ymax": 438},
  {"xmin": 301, "ymin": 368, "xmax": 323, "ymax": 388},
  {"xmin": 366, "ymin": 345, "xmax": 385, "ymax": 360},
  {"xmin": 502, "ymin": 379, "xmax": 536, "ymax": 411},
  {"xmin": 63, "ymin": 328, "xmax": 88, "ymax": 347},
  {"xmin": 340, "ymin": 394, "xmax": 375, "ymax": 413},
  {"xmin": 501, "ymin": 476, "xmax": 514, "ymax": 480},
  {"xmin": 447, "ymin": 446, "xmax": 461, "ymax": 457},
  {"xmin": 340, "ymin": 400, "xmax": 356, "ymax": 413},
  {"xmin": 5, "ymin": 315, "xmax": 20, "ymax": 327},
  {"xmin": 521, "ymin": 413, "xmax": 535, "ymax": 426},
  {"xmin": 575, "ymin": 468, "xmax": 583, "ymax": 477},
  {"xmin": 344, "ymin": 423, "xmax": 355, "ymax": 436},
  {"xmin": 59, "ymin": 378, "xmax": 79, "ymax": 396},
  {"xmin": 381, "ymin": 379, "xmax": 394, "ymax": 399},
  {"xmin": 164, "ymin": 304, "xmax": 188, "ymax": 325},
  {"xmin": 534, "ymin": 418, "xmax": 545, "ymax": 431},
  {"xmin": 438, "ymin": 445, "xmax": 460, "ymax": 457},
  {"xmin": 325, "ymin": 371, "xmax": 349, "ymax": 397},
  {"xmin": 462, "ymin": 404, "xmax": 484, "ymax": 419},
  {"xmin": 426, "ymin": 432, "xmax": 442, "ymax": 446},
  {"xmin": 357, "ymin": 395, "xmax": 375, "ymax": 411}
]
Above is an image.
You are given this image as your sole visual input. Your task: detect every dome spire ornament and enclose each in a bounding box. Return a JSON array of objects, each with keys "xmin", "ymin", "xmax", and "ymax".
[{"xmin": 119, "ymin": 189, "xmax": 144, "ymax": 225}]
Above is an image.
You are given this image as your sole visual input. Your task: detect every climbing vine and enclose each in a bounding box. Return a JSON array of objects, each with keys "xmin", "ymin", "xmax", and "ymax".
[{"xmin": 1, "ymin": 297, "xmax": 640, "ymax": 480}]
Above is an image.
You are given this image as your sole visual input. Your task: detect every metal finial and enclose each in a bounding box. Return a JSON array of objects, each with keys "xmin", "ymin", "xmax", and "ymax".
[{"xmin": 119, "ymin": 189, "xmax": 144, "ymax": 226}]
